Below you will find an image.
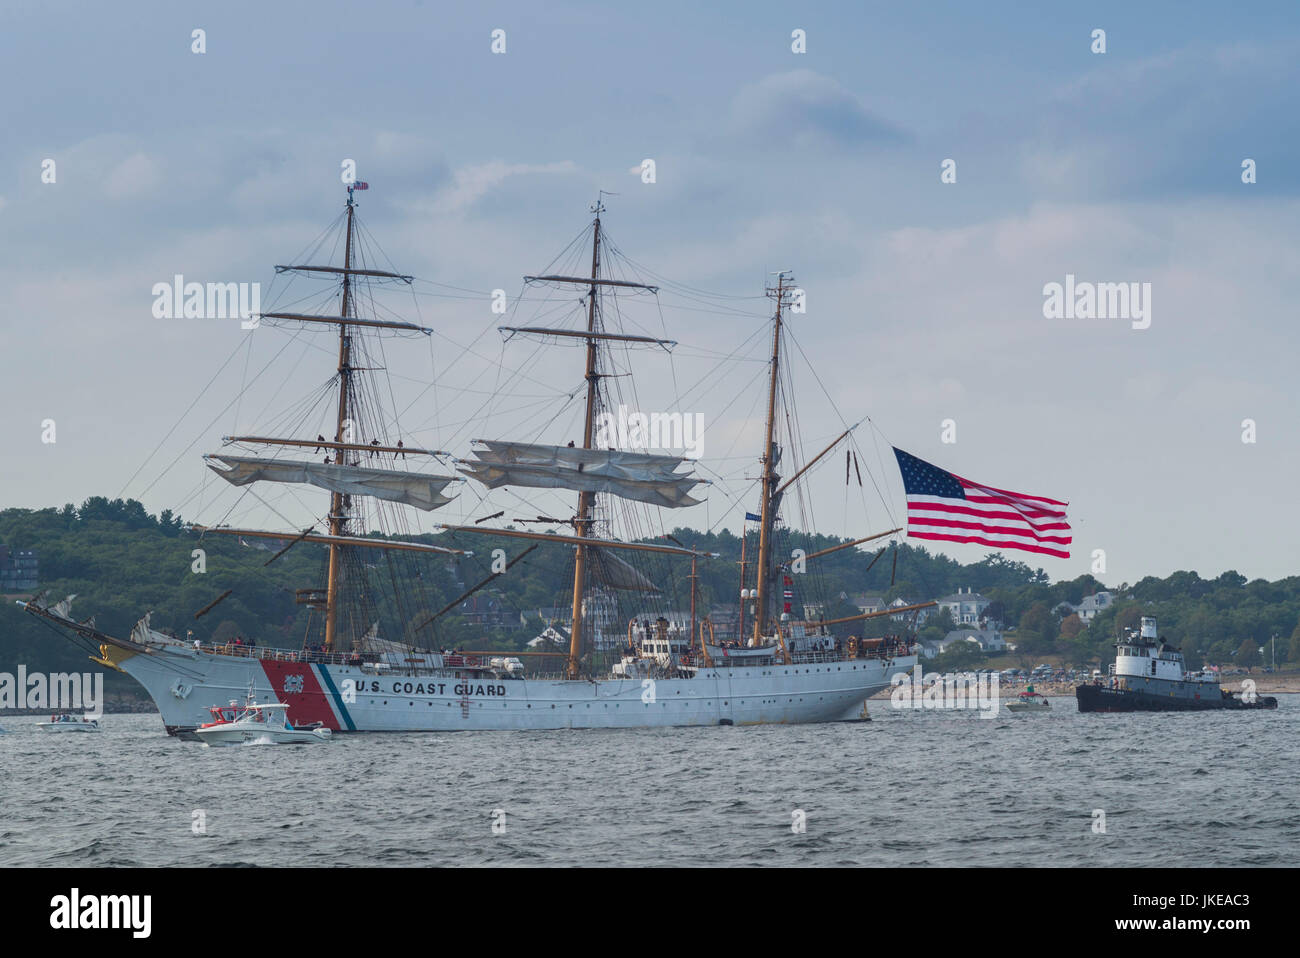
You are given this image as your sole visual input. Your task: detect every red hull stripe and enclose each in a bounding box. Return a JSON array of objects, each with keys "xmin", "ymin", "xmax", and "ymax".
[{"xmin": 258, "ymin": 660, "xmax": 342, "ymax": 730}]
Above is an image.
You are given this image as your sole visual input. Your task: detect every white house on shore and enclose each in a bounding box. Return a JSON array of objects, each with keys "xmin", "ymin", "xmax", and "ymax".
[
  {"xmin": 920, "ymin": 633, "xmax": 980, "ymax": 659},
  {"xmin": 944, "ymin": 627, "xmax": 1006, "ymax": 652},
  {"xmin": 1075, "ymin": 591, "xmax": 1113, "ymax": 624},
  {"xmin": 851, "ymin": 594, "xmax": 884, "ymax": 615},
  {"xmin": 937, "ymin": 587, "xmax": 992, "ymax": 626},
  {"xmin": 889, "ymin": 597, "xmax": 932, "ymax": 625}
]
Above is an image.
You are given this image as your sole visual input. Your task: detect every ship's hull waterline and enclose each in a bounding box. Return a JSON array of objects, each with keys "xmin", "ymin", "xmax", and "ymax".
[
  {"xmin": 109, "ymin": 644, "xmax": 913, "ymax": 734},
  {"xmin": 1076, "ymin": 683, "xmax": 1278, "ymax": 712}
]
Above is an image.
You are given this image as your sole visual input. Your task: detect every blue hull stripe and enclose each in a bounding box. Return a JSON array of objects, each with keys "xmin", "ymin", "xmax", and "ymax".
[{"xmin": 316, "ymin": 665, "xmax": 356, "ymax": 731}]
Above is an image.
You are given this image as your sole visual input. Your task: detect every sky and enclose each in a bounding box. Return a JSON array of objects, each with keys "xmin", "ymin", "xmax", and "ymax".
[{"xmin": 1, "ymin": 1, "xmax": 1298, "ymax": 585}]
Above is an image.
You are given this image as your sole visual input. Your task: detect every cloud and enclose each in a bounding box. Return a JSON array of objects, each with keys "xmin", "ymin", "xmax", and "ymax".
[
  {"xmin": 104, "ymin": 152, "xmax": 158, "ymax": 199},
  {"xmin": 425, "ymin": 160, "xmax": 579, "ymax": 214},
  {"xmin": 726, "ymin": 70, "xmax": 906, "ymax": 149},
  {"xmin": 1018, "ymin": 40, "xmax": 1300, "ymax": 198}
]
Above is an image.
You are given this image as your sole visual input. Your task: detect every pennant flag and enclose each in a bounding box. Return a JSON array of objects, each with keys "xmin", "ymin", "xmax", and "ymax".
[{"xmin": 892, "ymin": 447, "xmax": 1071, "ymax": 558}]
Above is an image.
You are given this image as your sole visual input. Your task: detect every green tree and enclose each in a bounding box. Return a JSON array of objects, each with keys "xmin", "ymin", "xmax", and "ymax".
[
  {"xmin": 1059, "ymin": 613, "xmax": 1083, "ymax": 640},
  {"xmin": 1234, "ymin": 638, "xmax": 1260, "ymax": 671},
  {"xmin": 933, "ymin": 638, "xmax": 985, "ymax": 672}
]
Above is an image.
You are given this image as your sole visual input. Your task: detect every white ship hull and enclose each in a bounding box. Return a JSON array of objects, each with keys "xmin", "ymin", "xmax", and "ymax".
[{"xmin": 106, "ymin": 643, "xmax": 913, "ymax": 735}]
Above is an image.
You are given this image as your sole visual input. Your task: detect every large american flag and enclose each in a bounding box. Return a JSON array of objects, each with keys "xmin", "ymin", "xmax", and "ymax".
[{"xmin": 893, "ymin": 447, "xmax": 1071, "ymax": 558}]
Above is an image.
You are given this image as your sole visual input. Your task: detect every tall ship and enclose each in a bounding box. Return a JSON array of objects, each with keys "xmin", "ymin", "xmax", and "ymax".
[
  {"xmin": 1076, "ymin": 616, "xmax": 1277, "ymax": 712},
  {"xmin": 21, "ymin": 186, "xmax": 926, "ymax": 735}
]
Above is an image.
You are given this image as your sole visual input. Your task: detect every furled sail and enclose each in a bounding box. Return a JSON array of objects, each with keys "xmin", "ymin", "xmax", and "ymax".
[
  {"xmin": 589, "ymin": 548, "xmax": 660, "ymax": 592},
  {"xmin": 458, "ymin": 440, "xmax": 704, "ymax": 509},
  {"xmin": 206, "ymin": 455, "xmax": 459, "ymax": 511}
]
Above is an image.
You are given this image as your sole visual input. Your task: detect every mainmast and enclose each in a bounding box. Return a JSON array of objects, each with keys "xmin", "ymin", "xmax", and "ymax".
[
  {"xmin": 452, "ymin": 201, "xmax": 710, "ymax": 674},
  {"xmin": 752, "ymin": 271, "xmax": 793, "ymax": 643},
  {"xmin": 323, "ymin": 187, "xmax": 357, "ymax": 651},
  {"xmin": 566, "ymin": 202, "xmax": 604, "ymax": 678}
]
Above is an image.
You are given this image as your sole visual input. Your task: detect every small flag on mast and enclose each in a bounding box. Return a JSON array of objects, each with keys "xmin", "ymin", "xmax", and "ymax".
[
  {"xmin": 352, "ymin": 181, "xmax": 369, "ymax": 190},
  {"xmin": 892, "ymin": 447, "xmax": 1071, "ymax": 559},
  {"xmin": 744, "ymin": 512, "xmax": 761, "ymax": 522}
]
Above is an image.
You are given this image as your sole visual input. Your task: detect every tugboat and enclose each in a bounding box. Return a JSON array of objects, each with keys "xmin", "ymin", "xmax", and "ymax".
[{"xmin": 1076, "ymin": 617, "xmax": 1278, "ymax": 712}]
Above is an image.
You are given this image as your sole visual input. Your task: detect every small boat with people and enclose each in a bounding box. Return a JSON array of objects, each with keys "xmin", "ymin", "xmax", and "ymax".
[
  {"xmin": 195, "ymin": 693, "xmax": 332, "ymax": 746},
  {"xmin": 1005, "ymin": 686, "xmax": 1050, "ymax": 712},
  {"xmin": 36, "ymin": 713, "xmax": 101, "ymax": 732}
]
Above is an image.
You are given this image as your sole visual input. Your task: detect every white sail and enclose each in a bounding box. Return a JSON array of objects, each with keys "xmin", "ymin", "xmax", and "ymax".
[
  {"xmin": 589, "ymin": 548, "xmax": 660, "ymax": 592},
  {"xmin": 206, "ymin": 455, "xmax": 460, "ymax": 511},
  {"xmin": 459, "ymin": 440, "xmax": 704, "ymax": 508}
]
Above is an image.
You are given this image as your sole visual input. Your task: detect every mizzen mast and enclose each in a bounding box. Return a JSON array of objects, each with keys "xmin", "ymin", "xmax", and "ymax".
[{"xmin": 565, "ymin": 201, "xmax": 605, "ymax": 678}]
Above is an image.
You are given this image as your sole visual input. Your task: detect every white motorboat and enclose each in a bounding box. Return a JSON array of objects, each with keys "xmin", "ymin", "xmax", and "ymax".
[
  {"xmin": 194, "ymin": 699, "xmax": 331, "ymax": 746},
  {"xmin": 1005, "ymin": 686, "xmax": 1050, "ymax": 712},
  {"xmin": 36, "ymin": 713, "xmax": 101, "ymax": 732}
]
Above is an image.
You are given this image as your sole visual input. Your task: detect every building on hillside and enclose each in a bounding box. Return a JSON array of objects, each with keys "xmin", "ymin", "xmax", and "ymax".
[
  {"xmin": 457, "ymin": 593, "xmax": 522, "ymax": 630},
  {"xmin": 944, "ymin": 627, "xmax": 1005, "ymax": 653},
  {"xmin": 0, "ymin": 545, "xmax": 38, "ymax": 592},
  {"xmin": 532, "ymin": 606, "xmax": 572, "ymax": 627},
  {"xmin": 889, "ymin": 597, "xmax": 932, "ymax": 625},
  {"xmin": 919, "ymin": 633, "xmax": 981, "ymax": 660},
  {"xmin": 937, "ymin": 587, "xmax": 991, "ymax": 625},
  {"xmin": 527, "ymin": 625, "xmax": 570, "ymax": 649},
  {"xmin": 1076, "ymin": 591, "xmax": 1113, "ymax": 624},
  {"xmin": 851, "ymin": 594, "xmax": 884, "ymax": 615}
]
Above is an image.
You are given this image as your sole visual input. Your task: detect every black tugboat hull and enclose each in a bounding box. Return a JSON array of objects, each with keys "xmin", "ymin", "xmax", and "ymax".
[{"xmin": 1076, "ymin": 685, "xmax": 1278, "ymax": 713}]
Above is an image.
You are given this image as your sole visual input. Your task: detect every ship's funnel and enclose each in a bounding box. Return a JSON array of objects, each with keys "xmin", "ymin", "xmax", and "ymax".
[{"xmin": 1140, "ymin": 616, "xmax": 1158, "ymax": 640}]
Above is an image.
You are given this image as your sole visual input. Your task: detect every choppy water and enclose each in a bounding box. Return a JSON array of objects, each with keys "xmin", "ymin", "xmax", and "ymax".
[{"xmin": 2, "ymin": 696, "xmax": 1296, "ymax": 866}]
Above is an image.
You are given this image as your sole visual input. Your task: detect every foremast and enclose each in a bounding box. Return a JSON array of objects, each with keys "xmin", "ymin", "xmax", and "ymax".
[
  {"xmin": 324, "ymin": 189, "xmax": 358, "ymax": 651},
  {"xmin": 197, "ymin": 183, "xmax": 468, "ymax": 653}
]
